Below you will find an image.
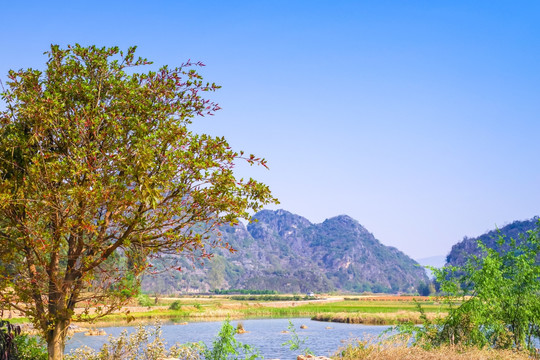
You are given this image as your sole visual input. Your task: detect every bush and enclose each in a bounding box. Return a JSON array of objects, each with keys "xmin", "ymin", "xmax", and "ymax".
[
  {"xmin": 0, "ymin": 321, "xmax": 47, "ymax": 360},
  {"xmin": 202, "ymin": 320, "xmax": 260, "ymax": 360},
  {"xmin": 281, "ymin": 320, "xmax": 312, "ymax": 356},
  {"xmin": 397, "ymin": 225, "xmax": 540, "ymax": 353},
  {"xmin": 416, "ymin": 281, "xmax": 431, "ymax": 296},
  {"xmin": 169, "ymin": 301, "xmax": 182, "ymax": 310},
  {"xmin": 65, "ymin": 320, "xmax": 261, "ymax": 360},
  {"xmin": 66, "ymin": 324, "xmax": 190, "ymax": 360},
  {"xmin": 0, "ymin": 320, "xmax": 20, "ymax": 360},
  {"xmin": 137, "ymin": 294, "xmax": 154, "ymax": 307},
  {"xmin": 13, "ymin": 334, "xmax": 48, "ymax": 360}
]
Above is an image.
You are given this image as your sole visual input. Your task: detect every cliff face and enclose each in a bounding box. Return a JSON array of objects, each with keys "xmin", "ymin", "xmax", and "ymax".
[
  {"xmin": 142, "ymin": 209, "xmax": 428, "ymax": 294},
  {"xmin": 445, "ymin": 217, "xmax": 539, "ymax": 267}
]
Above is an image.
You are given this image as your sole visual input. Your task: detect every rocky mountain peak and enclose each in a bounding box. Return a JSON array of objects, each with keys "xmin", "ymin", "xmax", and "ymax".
[
  {"xmin": 321, "ymin": 215, "xmax": 370, "ymax": 233},
  {"xmin": 142, "ymin": 209, "xmax": 429, "ymax": 294},
  {"xmin": 248, "ymin": 209, "xmax": 312, "ymax": 239}
]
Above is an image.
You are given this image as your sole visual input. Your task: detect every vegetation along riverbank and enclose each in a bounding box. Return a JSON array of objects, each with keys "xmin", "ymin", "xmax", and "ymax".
[{"xmin": 4, "ymin": 295, "xmax": 447, "ymax": 327}]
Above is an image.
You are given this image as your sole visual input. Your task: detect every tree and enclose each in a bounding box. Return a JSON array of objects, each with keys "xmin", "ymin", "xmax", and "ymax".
[
  {"xmin": 416, "ymin": 281, "xmax": 431, "ymax": 296},
  {"xmin": 0, "ymin": 44, "xmax": 277, "ymax": 360},
  {"xmin": 403, "ymin": 225, "xmax": 540, "ymax": 354}
]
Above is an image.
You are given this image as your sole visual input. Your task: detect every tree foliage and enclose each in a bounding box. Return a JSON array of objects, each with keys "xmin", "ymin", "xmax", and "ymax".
[
  {"xmin": 416, "ymin": 281, "xmax": 432, "ymax": 296},
  {"xmin": 400, "ymin": 225, "xmax": 540, "ymax": 353},
  {"xmin": 0, "ymin": 44, "xmax": 277, "ymax": 359}
]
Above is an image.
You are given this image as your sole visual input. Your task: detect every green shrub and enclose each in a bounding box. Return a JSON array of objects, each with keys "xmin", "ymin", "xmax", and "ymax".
[
  {"xmin": 202, "ymin": 320, "xmax": 260, "ymax": 360},
  {"xmin": 169, "ymin": 300, "xmax": 182, "ymax": 310},
  {"xmin": 397, "ymin": 225, "xmax": 540, "ymax": 353},
  {"xmin": 281, "ymin": 320, "xmax": 312, "ymax": 356},
  {"xmin": 66, "ymin": 325, "xmax": 174, "ymax": 360},
  {"xmin": 66, "ymin": 320, "xmax": 261, "ymax": 360},
  {"xmin": 416, "ymin": 281, "xmax": 431, "ymax": 296},
  {"xmin": 0, "ymin": 320, "xmax": 21, "ymax": 360},
  {"xmin": 137, "ymin": 294, "xmax": 153, "ymax": 307},
  {"xmin": 14, "ymin": 334, "xmax": 48, "ymax": 360}
]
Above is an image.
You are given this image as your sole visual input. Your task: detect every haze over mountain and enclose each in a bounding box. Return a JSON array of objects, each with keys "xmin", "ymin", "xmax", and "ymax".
[
  {"xmin": 416, "ymin": 255, "xmax": 446, "ymax": 278},
  {"xmin": 142, "ymin": 210, "xmax": 428, "ymax": 294}
]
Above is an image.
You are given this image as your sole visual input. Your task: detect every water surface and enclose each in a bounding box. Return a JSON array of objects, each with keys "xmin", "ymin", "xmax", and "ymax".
[{"xmin": 65, "ymin": 318, "xmax": 390, "ymax": 359}]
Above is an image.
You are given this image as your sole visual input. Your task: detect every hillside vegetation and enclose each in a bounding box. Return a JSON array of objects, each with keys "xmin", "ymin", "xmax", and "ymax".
[
  {"xmin": 446, "ymin": 217, "xmax": 539, "ymax": 266},
  {"xmin": 142, "ymin": 210, "xmax": 428, "ymax": 294}
]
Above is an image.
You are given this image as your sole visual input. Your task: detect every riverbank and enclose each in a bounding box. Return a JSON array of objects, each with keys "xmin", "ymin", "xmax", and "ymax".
[
  {"xmin": 81, "ymin": 295, "xmax": 448, "ymax": 327},
  {"xmin": 335, "ymin": 341, "xmax": 534, "ymax": 360},
  {"xmin": 4, "ymin": 294, "xmax": 448, "ymax": 327}
]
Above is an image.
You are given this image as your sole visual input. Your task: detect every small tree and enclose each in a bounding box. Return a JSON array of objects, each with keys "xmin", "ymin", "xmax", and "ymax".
[
  {"xmin": 0, "ymin": 44, "xmax": 277, "ymax": 360},
  {"xmin": 416, "ymin": 281, "xmax": 431, "ymax": 296},
  {"xmin": 403, "ymin": 225, "xmax": 540, "ymax": 353}
]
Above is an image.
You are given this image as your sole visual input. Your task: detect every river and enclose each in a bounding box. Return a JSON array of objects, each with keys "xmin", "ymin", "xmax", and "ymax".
[{"xmin": 65, "ymin": 318, "xmax": 391, "ymax": 359}]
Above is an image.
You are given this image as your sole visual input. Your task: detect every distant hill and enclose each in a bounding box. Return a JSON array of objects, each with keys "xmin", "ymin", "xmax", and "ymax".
[
  {"xmin": 445, "ymin": 217, "xmax": 539, "ymax": 267},
  {"xmin": 142, "ymin": 209, "xmax": 428, "ymax": 294}
]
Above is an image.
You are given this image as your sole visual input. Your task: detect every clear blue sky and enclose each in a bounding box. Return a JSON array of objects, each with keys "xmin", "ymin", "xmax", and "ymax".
[{"xmin": 2, "ymin": 1, "xmax": 540, "ymax": 259}]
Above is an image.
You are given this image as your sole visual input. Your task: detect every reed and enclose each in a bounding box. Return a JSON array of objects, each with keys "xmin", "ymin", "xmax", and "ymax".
[{"xmin": 312, "ymin": 311, "xmax": 446, "ymax": 325}]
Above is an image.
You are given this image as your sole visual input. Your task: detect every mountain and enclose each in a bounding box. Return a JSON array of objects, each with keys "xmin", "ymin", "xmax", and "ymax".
[
  {"xmin": 445, "ymin": 217, "xmax": 539, "ymax": 267},
  {"xmin": 141, "ymin": 209, "xmax": 428, "ymax": 294}
]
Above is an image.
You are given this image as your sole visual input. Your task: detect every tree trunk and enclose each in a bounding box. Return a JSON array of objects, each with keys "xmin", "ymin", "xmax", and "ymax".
[{"xmin": 47, "ymin": 320, "xmax": 68, "ymax": 360}]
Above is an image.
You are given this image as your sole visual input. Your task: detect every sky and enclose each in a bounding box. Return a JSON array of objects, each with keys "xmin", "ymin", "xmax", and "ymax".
[{"xmin": 1, "ymin": 1, "xmax": 540, "ymax": 259}]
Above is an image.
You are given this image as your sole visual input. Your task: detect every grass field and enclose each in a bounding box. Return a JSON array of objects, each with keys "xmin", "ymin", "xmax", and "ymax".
[
  {"xmin": 3, "ymin": 294, "xmax": 451, "ymax": 326},
  {"xmin": 72, "ymin": 295, "xmax": 450, "ymax": 326}
]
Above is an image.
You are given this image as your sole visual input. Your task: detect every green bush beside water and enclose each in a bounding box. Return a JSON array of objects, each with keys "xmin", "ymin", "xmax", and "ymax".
[
  {"xmin": 14, "ymin": 334, "xmax": 48, "ymax": 360},
  {"xmin": 0, "ymin": 321, "xmax": 47, "ymax": 360},
  {"xmin": 169, "ymin": 300, "xmax": 182, "ymax": 310},
  {"xmin": 393, "ymin": 227, "xmax": 540, "ymax": 354},
  {"xmin": 137, "ymin": 294, "xmax": 155, "ymax": 307}
]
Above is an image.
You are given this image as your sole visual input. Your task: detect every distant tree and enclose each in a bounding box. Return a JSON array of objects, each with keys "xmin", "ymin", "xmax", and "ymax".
[
  {"xmin": 416, "ymin": 281, "xmax": 431, "ymax": 296},
  {"xmin": 0, "ymin": 44, "xmax": 277, "ymax": 360}
]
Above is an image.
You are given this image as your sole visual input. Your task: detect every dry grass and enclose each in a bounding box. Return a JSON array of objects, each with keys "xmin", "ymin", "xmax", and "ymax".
[
  {"xmin": 186, "ymin": 308, "xmax": 244, "ymax": 318},
  {"xmin": 313, "ymin": 311, "xmax": 446, "ymax": 325},
  {"xmin": 334, "ymin": 339, "xmax": 536, "ymax": 360}
]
